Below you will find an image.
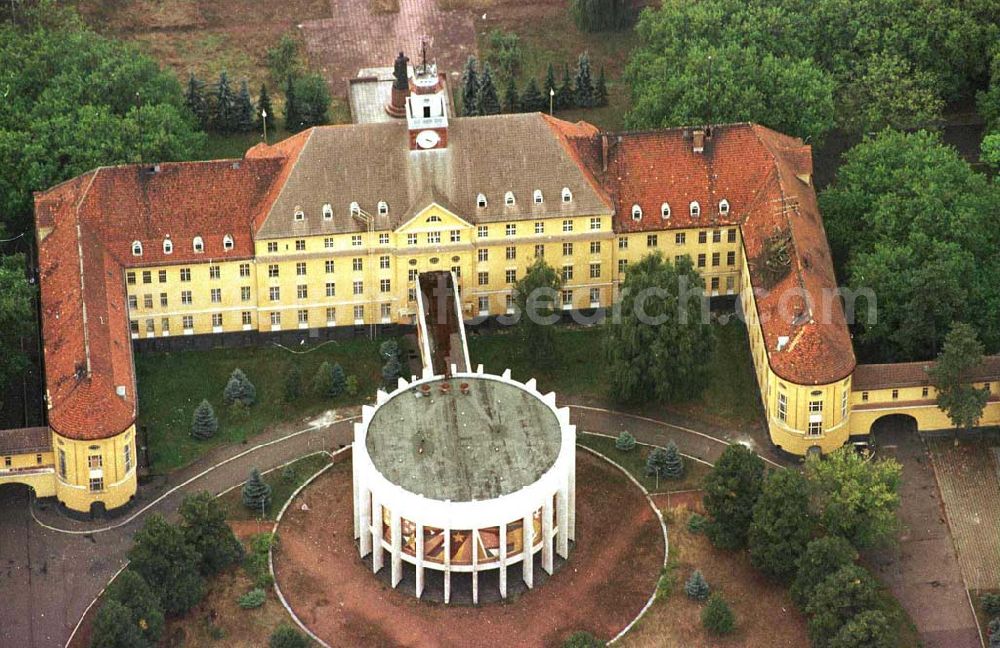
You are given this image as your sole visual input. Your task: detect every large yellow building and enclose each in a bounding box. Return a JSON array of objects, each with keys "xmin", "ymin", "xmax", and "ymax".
[{"xmin": 7, "ymin": 73, "xmax": 999, "ymax": 515}]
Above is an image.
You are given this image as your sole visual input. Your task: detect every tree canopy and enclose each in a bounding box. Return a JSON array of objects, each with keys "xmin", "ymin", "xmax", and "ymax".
[
  {"xmin": 603, "ymin": 253, "xmax": 715, "ymax": 403},
  {"xmin": 928, "ymin": 322, "xmax": 991, "ymax": 432},
  {"xmin": 702, "ymin": 444, "xmax": 765, "ymax": 550},
  {"xmin": 511, "ymin": 257, "xmax": 563, "ymax": 369},
  {"xmin": 0, "ymin": 255, "xmax": 34, "ymax": 403},
  {"xmin": 127, "ymin": 514, "xmax": 205, "ymax": 615},
  {"xmin": 0, "ymin": 6, "xmax": 204, "ymax": 238},
  {"xmin": 748, "ymin": 468, "xmax": 815, "ymax": 579},
  {"xmin": 819, "ymin": 129, "xmax": 1000, "ymax": 361}
]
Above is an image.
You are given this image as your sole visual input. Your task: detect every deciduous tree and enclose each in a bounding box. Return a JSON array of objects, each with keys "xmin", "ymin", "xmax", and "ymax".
[
  {"xmin": 512, "ymin": 257, "xmax": 563, "ymax": 369},
  {"xmin": 928, "ymin": 322, "xmax": 991, "ymax": 435},
  {"xmin": 103, "ymin": 570, "xmax": 164, "ymax": 647},
  {"xmin": 90, "ymin": 599, "xmax": 146, "ymax": 648},
  {"xmin": 748, "ymin": 468, "xmax": 815, "ymax": 579},
  {"xmin": 790, "ymin": 536, "xmax": 858, "ymax": 608},
  {"xmin": 805, "ymin": 565, "xmax": 884, "ymax": 648},
  {"xmin": 702, "ymin": 444, "xmax": 764, "ymax": 549},
  {"xmin": 0, "ymin": 255, "xmax": 34, "ymax": 404},
  {"xmin": 127, "ymin": 514, "xmax": 205, "ymax": 615},
  {"xmin": 178, "ymin": 491, "xmax": 245, "ymax": 575}
]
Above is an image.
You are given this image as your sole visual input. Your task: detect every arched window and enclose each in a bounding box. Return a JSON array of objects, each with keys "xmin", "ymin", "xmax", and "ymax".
[
  {"xmin": 322, "ymin": 204, "xmax": 333, "ymax": 220},
  {"xmin": 689, "ymin": 201, "xmax": 701, "ymax": 218},
  {"xmin": 293, "ymin": 206, "xmax": 304, "ymax": 221},
  {"xmin": 377, "ymin": 201, "xmax": 389, "ymax": 216},
  {"xmin": 631, "ymin": 204, "xmax": 642, "ymax": 220},
  {"xmin": 223, "ymin": 234, "xmax": 234, "ymax": 251},
  {"xmin": 504, "ymin": 191, "xmax": 515, "ymax": 206},
  {"xmin": 162, "ymin": 238, "xmax": 173, "ymax": 255},
  {"xmin": 193, "ymin": 236, "xmax": 204, "ymax": 253},
  {"xmin": 533, "ymin": 189, "xmax": 543, "ymax": 204},
  {"xmin": 719, "ymin": 199, "xmax": 730, "ymax": 216},
  {"xmin": 661, "ymin": 202, "xmax": 671, "ymax": 219},
  {"xmin": 349, "ymin": 201, "xmax": 360, "ymax": 217},
  {"xmin": 131, "ymin": 240, "xmax": 142, "ymax": 256},
  {"xmin": 476, "ymin": 193, "xmax": 487, "ymax": 208},
  {"xmin": 561, "ymin": 187, "xmax": 573, "ymax": 203}
]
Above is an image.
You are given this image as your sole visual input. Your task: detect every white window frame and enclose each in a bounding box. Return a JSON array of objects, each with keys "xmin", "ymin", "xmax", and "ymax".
[
  {"xmin": 533, "ymin": 189, "xmax": 543, "ymax": 204},
  {"xmin": 131, "ymin": 240, "xmax": 142, "ymax": 256},
  {"xmin": 193, "ymin": 236, "xmax": 204, "ymax": 253}
]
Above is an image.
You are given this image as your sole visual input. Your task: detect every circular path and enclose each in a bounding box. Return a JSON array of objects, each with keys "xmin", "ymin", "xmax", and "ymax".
[{"xmin": 273, "ymin": 449, "xmax": 663, "ymax": 647}]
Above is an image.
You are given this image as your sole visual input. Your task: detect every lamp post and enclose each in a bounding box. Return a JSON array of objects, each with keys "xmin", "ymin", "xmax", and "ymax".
[
  {"xmin": 549, "ymin": 88, "xmax": 555, "ymax": 115},
  {"xmin": 261, "ymin": 108, "xmax": 268, "ymax": 144}
]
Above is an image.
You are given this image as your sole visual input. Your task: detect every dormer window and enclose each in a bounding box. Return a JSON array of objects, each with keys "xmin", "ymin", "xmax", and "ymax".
[
  {"xmin": 661, "ymin": 203, "xmax": 671, "ymax": 219},
  {"xmin": 322, "ymin": 204, "xmax": 333, "ymax": 220},
  {"xmin": 349, "ymin": 201, "xmax": 360, "ymax": 217},
  {"xmin": 131, "ymin": 241, "xmax": 143, "ymax": 256},
  {"xmin": 561, "ymin": 187, "xmax": 572, "ymax": 203},
  {"xmin": 477, "ymin": 193, "xmax": 487, "ymax": 208},
  {"xmin": 163, "ymin": 238, "xmax": 173, "ymax": 255},
  {"xmin": 631, "ymin": 204, "xmax": 642, "ymax": 220},
  {"xmin": 193, "ymin": 236, "xmax": 204, "ymax": 253},
  {"xmin": 504, "ymin": 191, "xmax": 515, "ymax": 206},
  {"xmin": 293, "ymin": 206, "xmax": 304, "ymax": 221},
  {"xmin": 690, "ymin": 201, "xmax": 701, "ymax": 218},
  {"xmin": 719, "ymin": 199, "xmax": 730, "ymax": 216},
  {"xmin": 533, "ymin": 190, "xmax": 543, "ymax": 204},
  {"xmin": 223, "ymin": 234, "xmax": 234, "ymax": 251},
  {"xmin": 377, "ymin": 201, "xmax": 389, "ymax": 216}
]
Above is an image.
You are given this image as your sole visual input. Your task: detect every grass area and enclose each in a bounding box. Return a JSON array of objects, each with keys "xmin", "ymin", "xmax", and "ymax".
[
  {"xmin": 134, "ymin": 336, "xmax": 395, "ymax": 473},
  {"xmin": 219, "ymin": 453, "xmax": 331, "ymax": 521},
  {"xmin": 578, "ymin": 432, "xmax": 710, "ymax": 494},
  {"xmin": 477, "ymin": 7, "xmax": 638, "ymax": 131}
]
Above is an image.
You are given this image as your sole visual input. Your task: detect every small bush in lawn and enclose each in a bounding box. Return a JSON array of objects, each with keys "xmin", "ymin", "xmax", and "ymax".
[
  {"xmin": 983, "ymin": 592, "xmax": 1000, "ymax": 617},
  {"xmin": 345, "ymin": 374, "xmax": 359, "ymax": 397},
  {"xmin": 561, "ymin": 630, "xmax": 602, "ymax": 648},
  {"xmin": 615, "ymin": 431, "xmax": 636, "ymax": 452},
  {"xmin": 331, "ymin": 362, "xmax": 347, "ymax": 396},
  {"xmin": 311, "ymin": 361, "xmax": 334, "ymax": 397},
  {"xmin": 685, "ymin": 569, "xmax": 710, "ymax": 601},
  {"xmin": 702, "ymin": 594, "xmax": 735, "ymax": 635},
  {"xmin": 228, "ymin": 400, "xmax": 249, "ymax": 422},
  {"xmin": 283, "ymin": 364, "xmax": 302, "ymax": 402},
  {"xmin": 687, "ymin": 512, "xmax": 708, "ymax": 534},
  {"xmin": 281, "ymin": 465, "xmax": 297, "ymax": 483},
  {"xmin": 270, "ymin": 624, "xmax": 309, "ymax": 648},
  {"xmin": 656, "ymin": 561, "xmax": 677, "ymax": 600},
  {"xmin": 244, "ymin": 533, "xmax": 277, "ymax": 589},
  {"xmin": 238, "ymin": 588, "xmax": 267, "ymax": 609}
]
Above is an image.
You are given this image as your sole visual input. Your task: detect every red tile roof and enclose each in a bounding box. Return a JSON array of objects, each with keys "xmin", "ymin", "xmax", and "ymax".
[
  {"xmin": 559, "ymin": 122, "xmax": 855, "ymax": 385},
  {"xmin": 34, "ymin": 157, "xmax": 291, "ymax": 440}
]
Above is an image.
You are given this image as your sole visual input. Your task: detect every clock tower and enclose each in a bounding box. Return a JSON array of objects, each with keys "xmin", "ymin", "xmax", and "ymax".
[{"xmin": 405, "ymin": 44, "xmax": 449, "ymax": 151}]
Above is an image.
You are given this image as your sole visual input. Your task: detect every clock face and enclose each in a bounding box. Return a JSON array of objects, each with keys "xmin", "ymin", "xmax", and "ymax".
[{"xmin": 415, "ymin": 130, "xmax": 441, "ymax": 149}]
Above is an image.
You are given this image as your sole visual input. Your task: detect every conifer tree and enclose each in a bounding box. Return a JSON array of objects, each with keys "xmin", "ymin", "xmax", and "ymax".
[
  {"xmin": 503, "ymin": 75, "xmax": 520, "ymax": 113},
  {"xmin": 184, "ymin": 74, "xmax": 209, "ymax": 129},
  {"xmin": 90, "ymin": 599, "xmax": 146, "ymax": 648},
  {"xmin": 521, "ymin": 77, "xmax": 546, "ymax": 112},
  {"xmin": 331, "ymin": 362, "xmax": 347, "ymax": 397},
  {"xmin": 312, "ymin": 361, "xmax": 334, "ymax": 397},
  {"xmin": 685, "ymin": 569, "xmax": 710, "ymax": 600},
  {"xmin": 661, "ymin": 439, "xmax": 685, "ymax": 478},
  {"xmin": 557, "ymin": 63, "xmax": 574, "ymax": 109},
  {"xmin": 379, "ymin": 339, "xmax": 400, "ymax": 361},
  {"xmin": 574, "ymin": 52, "xmax": 596, "ymax": 108},
  {"xmin": 284, "ymin": 363, "xmax": 302, "ymax": 402},
  {"xmin": 595, "ymin": 65, "xmax": 609, "ymax": 106},
  {"xmin": 461, "ymin": 56, "xmax": 480, "ymax": 116},
  {"xmin": 477, "ymin": 62, "xmax": 501, "ymax": 115},
  {"xmin": 257, "ymin": 84, "xmax": 273, "ymax": 134},
  {"xmin": 214, "ymin": 71, "xmax": 235, "ymax": 133},
  {"xmin": 382, "ymin": 355, "xmax": 402, "ymax": 389},
  {"xmin": 615, "ymin": 431, "xmax": 636, "ymax": 452},
  {"xmin": 191, "ymin": 399, "xmax": 218, "ymax": 440},
  {"xmin": 544, "ymin": 63, "xmax": 558, "ymax": 104},
  {"xmin": 235, "ymin": 79, "xmax": 255, "ymax": 133},
  {"xmin": 242, "ymin": 468, "xmax": 272, "ymax": 512},
  {"xmin": 224, "ymin": 367, "xmax": 256, "ymax": 407},
  {"xmin": 283, "ymin": 75, "xmax": 300, "ymax": 132},
  {"xmin": 104, "ymin": 570, "xmax": 164, "ymax": 648}
]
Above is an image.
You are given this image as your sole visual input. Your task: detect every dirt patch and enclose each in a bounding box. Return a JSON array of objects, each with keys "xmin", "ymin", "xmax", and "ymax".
[
  {"xmin": 273, "ymin": 450, "xmax": 663, "ymax": 646},
  {"xmin": 622, "ymin": 506, "xmax": 809, "ymax": 647}
]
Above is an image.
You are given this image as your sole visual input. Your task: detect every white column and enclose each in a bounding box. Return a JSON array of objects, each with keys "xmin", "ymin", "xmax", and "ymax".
[
  {"xmin": 522, "ymin": 513, "xmax": 534, "ymax": 589},
  {"xmin": 472, "ymin": 529, "xmax": 479, "ymax": 605},
  {"xmin": 416, "ymin": 524, "xmax": 425, "ymax": 599},
  {"xmin": 390, "ymin": 511, "xmax": 402, "ymax": 587},
  {"xmin": 352, "ymin": 461, "xmax": 360, "ymax": 539},
  {"xmin": 359, "ymin": 487, "xmax": 372, "ymax": 557},
  {"xmin": 568, "ymin": 457, "xmax": 576, "ymax": 542},
  {"xmin": 542, "ymin": 498, "xmax": 554, "ymax": 575},
  {"xmin": 371, "ymin": 496, "xmax": 383, "ymax": 573},
  {"xmin": 499, "ymin": 522, "xmax": 508, "ymax": 599},
  {"xmin": 557, "ymin": 485, "xmax": 570, "ymax": 559},
  {"xmin": 444, "ymin": 528, "xmax": 452, "ymax": 604}
]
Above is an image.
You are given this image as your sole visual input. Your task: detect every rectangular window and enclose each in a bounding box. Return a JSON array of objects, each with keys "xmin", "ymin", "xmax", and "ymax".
[
  {"xmin": 891, "ymin": 389, "xmax": 899, "ymax": 400},
  {"xmin": 562, "ymin": 242, "xmax": 573, "ymax": 256},
  {"xmin": 841, "ymin": 391, "xmax": 849, "ymax": 418},
  {"xmin": 325, "ymin": 307, "xmax": 336, "ymax": 324},
  {"xmin": 922, "ymin": 386, "xmax": 929, "ymax": 398},
  {"xmin": 145, "ymin": 318, "xmax": 154, "ymax": 333},
  {"xmin": 242, "ymin": 311, "xmax": 252, "ymax": 326},
  {"xmin": 268, "ymin": 264, "xmax": 279, "ymax": 278},
  {"xmin": 712, "ymin": 252, "xmax": 720, "ymax": 267},
  {"xmin": 408, "ymin": 269, "xmax": 419, "ymax": 281},
  {"xmin": 295, "ymin": 239, "xmax": 305, "ymax": 251},
  {"xmin": 353, "ymin": 258, "xmax": 363, "ymax": 272},
  {"xmin": 126, "ymin": 271, "xmax": 136, "ymax": 285},
  {"xmin": 88, "ymin": 454, "xmax": 103, "ymax": 470},
  {"xmin": 158, "ymin": 270, "xmax": 167, "ymax": 283},
  {"xmin": 380, "ymin": 303, "xmax": 392, "ymax": 320},
  {"xmin": 807, "ymin": 421, "xmax": 823, "ymax": 437},
  {"xmin": 408, "ymin": 288, "xmax": 417, "ymax": 302},
  {"xmin": 353, "ymin": 281, "xmax": 364, "ymax": 295},
  {"xmin": 505, "ymin": 223, "xmax": 516, "ymax": 236},
  {"xmin": 269, "ymin": 286, "xmax": 280, "ymax": 301},
  {"xmin": 209, "ymin": 265, "xmax": 220, "ymax": 279},
  {"xmin": 427, "ymin": 231, "xmax": 441, "ymax": 244},
  {"xmin": 535, "ymin": 222, "xmax": 544, "ymax": 234},
  {"xmin": 777, "ymin": 393, "xmax": 787, "ymax": 422},
  {"xmin": 562, "ymin": 265, "xmax": 574, "ymax": 281},
  {"xmin": 211, "ymin": 288, "xmax": 221, "ymax": 303},
  {"xmin": 590, "ymin": 263, "xmax": 601, "ymax": 279},
  {"xmin": 534, "ymin": 244, "xmax": 545, "ymax": 258},
  {"xmin": 128, "ymin": 295, "xmax": 138, "ymax": 310},
  {"xmin": 478, "ymin": 296, "xmax": 489, "ymax": 313},
  {"xmin": 712, "ymin": 229, "xmax": 721, "ymax": 243},
  {"xmin": 353, "ymin": 305, "xmax": 364, "ymax": 320},
  {"xmin": 862, "ymin": 391, "xmax": 869, "ymax": 402},
  {"xmin": 727, "ymin": 251, "xmax": 736, "ymax": 266},
  {"xmin": 298, "ymin": 309, "xmax": 309, "ymax": 324},
  {"xmin": 324, "ymin": 237, "xmax": 335, "ymax": 249},
  {"xmin": 590, "ymin": 217, "xmax": 601, "ymax": 230},
  {"xmin": 351, "ymin": 234, "xmax": 362, "ymax": 247},
  {"xmin": 270, "ymin": 312, "xmax": 281, "ymax": 326},
  {"xmin": 561, "ymin": 289, "xmax": 573, "ymax": 307},
  {"xmin": 698, "ymin": 231, "xmax": 707, "ymax": 244},
  {"xmin": 380, "ymin": 279, "xmax": 391, "ymax": 293},
  {"xmin": 726, "ymin": 276, "xmax": 735, "ymax": 292},
  {"xmin": 212, "ymin": 313, "xmax": 223, "ymax": 327},
  {"xmin": 89, "ymin": 477, "xmax": 104, "ymax": 492},
  {"xmin": 182, "ymin": 315, "xmax": 193, "ymax": 330},
  {"xmin": 478, "ymin": 271, "xmax": 489, "ymax": 286},
  {"xmin": 618, "ymin": 259, "xmax": 628, "ymax": 274},
  {"xmin": 451, "ymin": 266, "xmax": 461, "ymax": 278},
  {"xmin": 326, "ymin": 282, "xmax": 336, "ymax": 297},
  {"xmin": 241, "ymin": 286, "xmax": 251, "ymax": 301},
  {"xmin": 180, "ymin": 268, "xmax": 191, "ymax": 282},
  {"xmin": 325, "ymin": 260, "xmax": 335, "ymax": 273},
  {"xmin": 506, "ymin": 246, "xmax": 516, "ymax": 260},
  {"xmin": 589, "ymin": 287, "xmax": 600, "ymax": 305},
  {"xmin": 58, "ymin": 449, "xmax": 67, "ymax": 478},
  {"xmin": 727, "ymin": 228, "xmax": 737, "ymax": 243},
  {"xmin": 161, "ymin": 317, "xmax": 170, "ymax": 332},
  {"xmin": 379, "ymin": 233, "xmax": 389, "ymax": 245},
  {"xmin": 562, "ymin": 219, "xmax": 573, "ymax": 232},
  {"xmin": 505, "ymin": 294, "xmax": 514, "ymax": 310},
  {"xmin": 239, "ymin": 263, "xmax": 250, "ymax": 277},
  {"xmin": 478, "ymin": 249, "xmax": 489, "ymax": 262},
  {"xmin": 505, "ymin": 269, "xmax": 516, "ymax": 283},
  {"xmin": 809, "ymin": 400, "xmax": 823, "ymax": 414},
  {"xmin": 477, "ymin": 225, "xmax": 488, "ymax": 238},
  {"xmin": 143, "ymin": 294, "xmax": 152, "ymax": 308},
  {"xmin": 675, "ymin": 232, "xmax": 686, "ymax": 245},
  {"xmin": 590, "ymin": 241, "xmax": 601, "ymax": 254},
  {"xmin": 181, "ymin": 291, "xmax": 192, "ymax": 305},
  {"xmin": 267, "ymin": 241, "xmax": 278, "ymax": 253},
  {"xmin": 697, "ymin": 254, "xmax": 706, "ymax": 268},
  {"xmin": 296, "ymin": 262, "xmax": 307, "ymax": 276},
  {"xmin": 450, "ymin": 230, "xmax": 461, "ymax": 243},
  {"xmin": 618, "ymin": 237, "xmax": 628, "ymax": 250},
  {"xmin": 647, "ymin": 234, "xmax": 658, "ymax": 248},
  {"xmin": 142, "ymin": 271, "xmax": 151, "ymax": 284},
  {"xmin": 296, "ymin": 284, "xmax": 308, "ymax": 299},
  {"xmin": 710, "ymin": 277, "xmax": 720, "ymax": 291}
]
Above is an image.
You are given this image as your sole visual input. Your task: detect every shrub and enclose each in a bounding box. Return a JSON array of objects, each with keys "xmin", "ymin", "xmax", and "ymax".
[
  {"xmin": 127, "ymin": 514, "xmax": 205, "ymax": 615},
  {"xmin": 179, "ymin": 491, "xmax": 245, "ymax": 575},
  {"xmin": 238, "ymin": 588, "xmax": 267, "ymax": 609},
  {"xmin": 790, "ymin": 536, "xmax": 858, "ymax": 608},
  {"xmin": 656, "ymin": 561, "xmax": 677, "ymax": 600},
  {"xmin": 223, "ymin": 368, "xmax": 256, "ymax": 406},
  {"xmin": 228, "ymin": 400, "xmax": 249, "ymax": 421},
  {"xmin": 191, "ymin": 399, "xmax": 218, "ymax": 439},
  {"xmin": 702, "ymin": 594, "xmax": 735, "ymax": 635},
  {"xmin": 989, "ymin": 617, "xmax": 1000, "ymax": 648},
  {"xmin": 281, "ymin": 465, "xmax": 297, "ymax": 483},
  {"xmin": 687, "ymin": 512, "xmax": 707, "ymax": 534},
  {"xmin": 685, "ymin": 569, "xmax": 710, "ymax": 601},
  {"xmin": 561, "ymin": 631, "xmax": 602, "ymax": 647},
  {"xmin": 379, "ymin": 339, "xmax": 401, "ymax": 361},
  {"xmin": 829, "ymin": 609, "xmax": 896, "ymax": 648},
  {"xmin": 283, "ymin": 364, "xmax": 302, "ymax": 402},
  {"xmin": 382, "ymin": 355, "xmax": 402, "ymax": 389},
  {"xmin": 270, "ymin": 624, "xmax": 309, "ymax": 648},
  {"xmin": 311, "ymin": 361, "xmax": 334, "ymax": 397},
  {"xmin": 615, "ymin": 431, "xmax": 636, "ymax": 452},
  {"xmin": 242, "ymin": 468, "xmax": 273, "ymax": 513},
  {"xmin": 90, "ymin": 599, "xmax": 146, "ymax": 648},
  {"xmin": 345, "ymin": 375, "xmax": 359, "ymax": 397},
  {"xmin": 331, "ymin": 362, "xmax": 347, "ymax": 396},
  {"xmin": 805, "ymin": 565, "xmax": 882, "ymax": 647},
  {"xmin": 245, "ymin": 533, "xmax": 277, "ymax": 589},
  {"xmin": 103, "ymin": 570, "xmax": 164, "ymax": 647},
  {"xmin": 487, "ymin": 29, "xmax": 522, "ymax": 77},
  {"xmin": 983, "ymin": 592, "xmax": 1000, "ymax": 617}
]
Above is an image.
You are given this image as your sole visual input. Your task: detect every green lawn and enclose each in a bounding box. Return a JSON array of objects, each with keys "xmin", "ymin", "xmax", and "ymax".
[
  {"xmin": 134, "ymin": 336, "xmax": 396, "ymax": 473},
  {"xmin": 577, "ymin": 432, "xmax": 710, "ymax": 494},
  {"xmin": 219, "ymin": 452, "xmax": 333, "ymax": 521}
]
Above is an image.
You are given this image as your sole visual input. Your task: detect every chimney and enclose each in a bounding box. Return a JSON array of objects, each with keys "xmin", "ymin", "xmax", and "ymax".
[
  {"xmin": 692, "ymin": 129, "xmax": 705, "ymax": 154},
  {"xmin": 601, "ymin": 134, "xmax": 609, "ymax": 172}
]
